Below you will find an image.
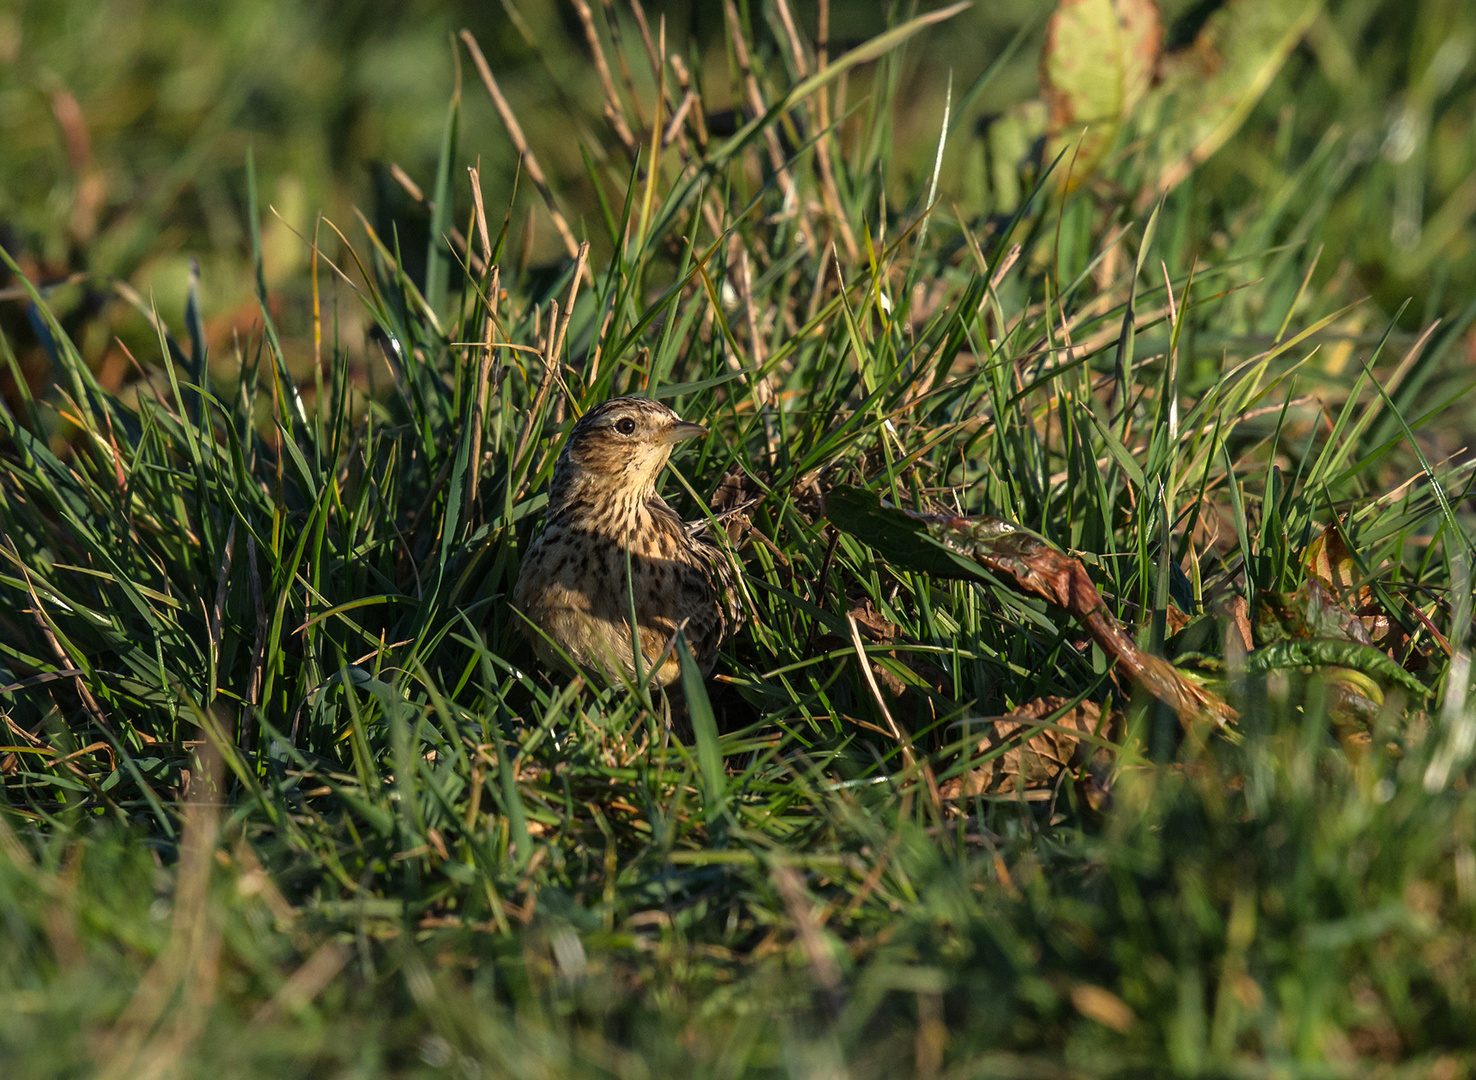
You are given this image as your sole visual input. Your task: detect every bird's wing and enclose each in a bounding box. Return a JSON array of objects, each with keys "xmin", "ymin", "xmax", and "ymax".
[{"xmin": 684, "ymin": 518, "xmax": 746, "ymax": 631}]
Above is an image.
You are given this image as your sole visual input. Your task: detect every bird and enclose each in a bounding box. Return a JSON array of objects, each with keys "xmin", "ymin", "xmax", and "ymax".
[{"xmin": 512, "ymin": 396, "xmax": 734, "ymax": 690}]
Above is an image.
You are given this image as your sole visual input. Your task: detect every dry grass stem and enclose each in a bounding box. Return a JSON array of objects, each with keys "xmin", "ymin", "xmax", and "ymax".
[
  {"xmin": 571, "ymin": 0, "xmax": 639, "ymax": 153},
  {"xmin": 460, "ymin": 29, "xmax": 582, "ymax": 263}
]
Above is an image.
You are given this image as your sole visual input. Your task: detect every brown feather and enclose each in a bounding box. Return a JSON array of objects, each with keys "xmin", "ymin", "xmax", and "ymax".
[{"xmin": 512, "ymin": 397, "xmax": 733, "ymax": 688}]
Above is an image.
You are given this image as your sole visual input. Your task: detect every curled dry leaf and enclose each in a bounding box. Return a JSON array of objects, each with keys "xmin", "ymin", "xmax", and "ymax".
[
  {"xmin": 1226, "ymin": 594, "xmax": 1254, "ymax": 655},
  {"xmin": 1303, "ymin": 525, "xmax": 1372, "ymax": 608},
  {"xmin": 1165, "ymin": 602, "xmax": 1194, "ymax": 636}
]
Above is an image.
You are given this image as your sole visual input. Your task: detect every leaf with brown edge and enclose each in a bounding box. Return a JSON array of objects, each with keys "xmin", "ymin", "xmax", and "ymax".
[
  {"xmin": 1042, "ymin": 0, "xmax": 1162, "ymax": 185},
  {"xmin": 1303, "ymin": 524, "xmax": 1405, "ymax": 648},
  {"xmin": 1303, "ymin": 524, "xmax": 1373, "ymax": 609}
]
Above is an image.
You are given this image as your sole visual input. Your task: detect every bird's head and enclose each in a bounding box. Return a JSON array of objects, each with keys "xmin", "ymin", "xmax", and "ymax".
[{"xmin": 548, "ymin": 396, "xmax": 707, "ymax": 516}]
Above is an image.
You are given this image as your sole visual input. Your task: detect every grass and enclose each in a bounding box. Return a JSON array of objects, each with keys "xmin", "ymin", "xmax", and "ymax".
[{"xmin": 2, "ymin": 1, "xmax": 1475, "ymax": 1076}]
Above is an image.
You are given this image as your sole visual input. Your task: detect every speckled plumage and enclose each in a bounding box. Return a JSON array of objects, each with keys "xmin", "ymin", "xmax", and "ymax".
[{"xmin": 513, "ymin": 397, "xmax": 732, "ymax": 689}]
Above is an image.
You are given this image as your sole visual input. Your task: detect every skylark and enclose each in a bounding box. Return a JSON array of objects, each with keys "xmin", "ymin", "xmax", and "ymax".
[{"xmin": 513, "ymin": 396, "xmax": 733, "ymax": 689}]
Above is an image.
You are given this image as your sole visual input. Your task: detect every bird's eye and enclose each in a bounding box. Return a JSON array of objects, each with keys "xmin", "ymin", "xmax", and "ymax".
[{"xmin": 615, "ymin": 417, "xmax": 637, "ymax": 435}]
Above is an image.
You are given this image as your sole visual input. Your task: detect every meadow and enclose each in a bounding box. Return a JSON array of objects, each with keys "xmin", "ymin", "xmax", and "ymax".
[{"xmin": 1, "ymin": 1, "xmax": 1475, "ymax": 1075}]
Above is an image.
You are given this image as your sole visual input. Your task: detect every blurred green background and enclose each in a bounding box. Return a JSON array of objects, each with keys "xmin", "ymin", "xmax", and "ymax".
[{"xmin": 2, "ymin": 0, "xmax": 1474, "ymax": 377}]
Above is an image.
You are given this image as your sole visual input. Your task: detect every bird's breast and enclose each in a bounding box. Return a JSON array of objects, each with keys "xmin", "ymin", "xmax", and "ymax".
[{"xmin": 514, "ymin": 498, "xmax": 724, "ymax": 685}]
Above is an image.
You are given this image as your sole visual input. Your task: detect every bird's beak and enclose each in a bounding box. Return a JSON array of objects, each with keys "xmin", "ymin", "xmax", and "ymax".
[{"xmin": 659, "ymin": 421, "xmax": 708, "ymax": 445}]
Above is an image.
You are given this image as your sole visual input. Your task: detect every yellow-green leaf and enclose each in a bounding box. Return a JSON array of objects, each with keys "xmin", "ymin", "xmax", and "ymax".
[{"xmin": 1042, "ymin": 0, "xmax": 1162, "ymax": 184}]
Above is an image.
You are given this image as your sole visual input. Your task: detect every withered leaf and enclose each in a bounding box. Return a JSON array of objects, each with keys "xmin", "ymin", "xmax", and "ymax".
[
  {"xmin": 826, "ymin": 486, "xmax": 1237, "ymax": 728},
  {"xmin": 941, "ymin": 696, "xmax": 1115, "ymax": 798}
]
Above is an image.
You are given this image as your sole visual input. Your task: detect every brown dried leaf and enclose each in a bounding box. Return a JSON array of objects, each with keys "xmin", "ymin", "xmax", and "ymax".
[
  {"xmin": 825, "ymin": 486, "xmax": 1238, "ymax": 728},
  {"xmin": 848, "ymin": 602, "xmax": 898, "ymax": 644},
  {"xmin": 1303, "ymin": 525, "xmax": 1374, "ymax": 609},
  {"xmin": 1225, "ymin": 594, "xmax": 1254, "ymax": 654},
  {"xmin": 1166, "ymin": 602, "xmax": 1193, "ymax": 635},
  {"xmin": 965, "ymin": 530, "xmax": 1237, "ymax": 727},
  {"xmin": 940, "ymin": 696, "xmax": 1115, "ymax": 798},
  {"xmin": 1071, "ymin": 983, "xmax": 1137, "ymax": 1033}
]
